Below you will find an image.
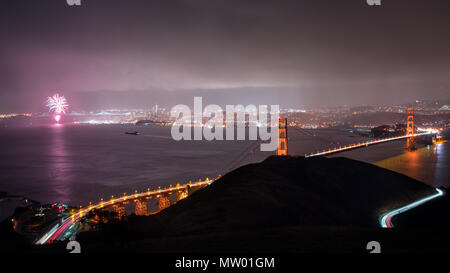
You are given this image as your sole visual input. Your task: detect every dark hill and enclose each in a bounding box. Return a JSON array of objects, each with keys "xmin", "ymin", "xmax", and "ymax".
[{"xmin": 96, "ymin": 156, "xmax": 434, "ymax": 237}]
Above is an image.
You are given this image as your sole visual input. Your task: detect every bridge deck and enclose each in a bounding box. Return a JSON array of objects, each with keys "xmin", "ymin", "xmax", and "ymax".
[
  {"xmin": 306, "ymin": 132, "xmax": 429, "ymax": 158},
  {"xmin": 35, "ymin": 178, "xmax": 217, "ymax": 244}
]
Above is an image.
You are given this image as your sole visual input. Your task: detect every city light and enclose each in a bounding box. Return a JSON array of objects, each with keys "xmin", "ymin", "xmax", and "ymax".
[{"xmin": 418, "ymin": 127, "xmax": 440, "ymax": 134}]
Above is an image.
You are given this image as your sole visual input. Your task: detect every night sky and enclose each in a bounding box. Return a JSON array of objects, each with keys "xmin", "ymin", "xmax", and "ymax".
[{"xmin": 1, "ymin": 0, "xmax": 449, "ymax": 111}]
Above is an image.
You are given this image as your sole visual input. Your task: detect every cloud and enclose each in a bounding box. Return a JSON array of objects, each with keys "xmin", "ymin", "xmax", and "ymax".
[{"xmin": 0, "ymin": 0, "xmax": 449, "ymax": 111}]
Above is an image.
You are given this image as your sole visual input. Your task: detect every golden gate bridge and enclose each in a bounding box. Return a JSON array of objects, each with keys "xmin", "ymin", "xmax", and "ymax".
[{"xmin": 35, "ymin": 108, "xmax": 438, "ymax": 244}]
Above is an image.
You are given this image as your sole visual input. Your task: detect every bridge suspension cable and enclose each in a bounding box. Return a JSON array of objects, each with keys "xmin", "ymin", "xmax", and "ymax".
[{"xmin": 222, "ymin": 140, "xmax": 261, "ymax": 173}]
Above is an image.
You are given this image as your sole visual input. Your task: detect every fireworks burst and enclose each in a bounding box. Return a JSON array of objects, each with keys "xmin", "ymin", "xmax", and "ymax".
[{"xmin": 46, "ymin": 93, "xmax": 68, "ymax": 114}]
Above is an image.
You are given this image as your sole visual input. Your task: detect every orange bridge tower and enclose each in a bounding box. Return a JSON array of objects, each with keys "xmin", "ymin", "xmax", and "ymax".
[
  {"xmin": 406, "ymin": 108, "xmax": 415, "ymax": 151},
  {"xmin": 277, "ymin": 118, "xmax": 288, "ymax": 156}
]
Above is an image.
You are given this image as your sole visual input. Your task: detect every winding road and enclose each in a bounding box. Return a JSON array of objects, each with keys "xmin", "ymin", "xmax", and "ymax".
[{"xmin": 380, "ymin": 188, "xmax": 444, "ymax": 228}]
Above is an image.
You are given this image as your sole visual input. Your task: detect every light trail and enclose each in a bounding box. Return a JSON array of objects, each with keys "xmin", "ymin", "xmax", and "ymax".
[
  {"xmin": 35, "ymin": 178, "xmax": 216, "ymax": 245},
  {"xmin": 305, "ymin": 132, "xmax": 430, "ymax": 158},
  {"xmin": 380, "ymin": 188, "xmax": 444, "ymax": 228}
]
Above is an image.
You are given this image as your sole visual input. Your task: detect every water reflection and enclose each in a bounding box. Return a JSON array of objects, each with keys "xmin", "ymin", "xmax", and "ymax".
[
  {"xmin": 434, "ymin": 142, "xmax": 449, "ymax": 187},
  {"xmin": 376, "ymin": 142, "xmax": 449, "ymax": 187},
  {"xmin": 48, "ymin": 124, "xmax": 72, "ymax": 202}
]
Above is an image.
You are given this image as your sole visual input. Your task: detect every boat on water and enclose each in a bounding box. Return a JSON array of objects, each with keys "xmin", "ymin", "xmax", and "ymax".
[{"xmin": 125, "ymin": 131, "xmax": 140, "ymax": 135}]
